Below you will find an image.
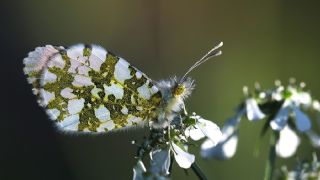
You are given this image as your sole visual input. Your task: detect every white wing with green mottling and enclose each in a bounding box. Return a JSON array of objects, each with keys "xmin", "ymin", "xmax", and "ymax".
[{"xmin": 24, "ymin": 44, "xmax": 162, "ymax": 132}]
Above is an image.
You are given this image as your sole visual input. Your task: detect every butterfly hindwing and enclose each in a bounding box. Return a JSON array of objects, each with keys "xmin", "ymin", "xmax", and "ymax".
[{"xmin": 23, "ymin": 44, "xmax": 162, "ymax": 132}]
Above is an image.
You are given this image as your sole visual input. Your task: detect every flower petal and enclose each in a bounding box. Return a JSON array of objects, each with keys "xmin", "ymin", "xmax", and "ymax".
[
  {"xmin": 270, "ymin": 101, "xmax": 290, "ymax": 131},
  {"xmin": 200, "ymin": 115, "xmax": 241, "ymax": 160},
  {"xmin": 276, "ymin": 126, "xmax": 300, "ymax": 158},
  {"xmin": 291, "ymin": 91, "xmax": 312, "ymax": 106},
  {"xmin": 171, "ymin": 143, "xmax": 195, "ymax": 169},
  {"xmin": 133, "ymin": 160, "xmax": 146, "ymax": 180},
  {"xmin": 201, "ymin": 132, "xmax": 238, "ymax": 160},
  {"xmin": 196, "ymin": 119, "xmax": 222, "ymax": 145},
  {"xmin": 150, "ymin": 148, "xmax": 171, "ymax": 175},
  {"xmin": 187, "ymin": 126, "xmax": 206, "ymax": 141},
  {"xmin": 293, "ymin": 107, "xmax": 311, "ymax": 132},
  {"xmin": 298, "ymin": 92, "xmax": 312, "ymax": 105},
  {"xmin": 246, "ymin": 98, "xmax": 266, "ymax": 121}
]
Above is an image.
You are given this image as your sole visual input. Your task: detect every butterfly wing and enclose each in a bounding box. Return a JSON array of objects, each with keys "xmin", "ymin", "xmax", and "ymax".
[{"xmin": 23, "ymin": 44, "xmax": 162, "ymax": 132}]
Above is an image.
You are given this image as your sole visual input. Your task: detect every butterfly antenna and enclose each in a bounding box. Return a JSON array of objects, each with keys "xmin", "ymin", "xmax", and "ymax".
[{"xmin": 180, "ymin": 42, "xmax": 223, "ymax": 83}]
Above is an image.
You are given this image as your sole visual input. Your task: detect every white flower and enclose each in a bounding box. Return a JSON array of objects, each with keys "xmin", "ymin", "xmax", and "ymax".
[
  {"xmin": 290, "ymin": 88, "xmax": 312, "ymax": 107},
  {"xmin": 246, "ymin": 98, "xmax": 266, "ymax": 121},
  {"xmin": 171, "ymin": 142, "xmax": 195, "ymax": 169},
  {"xmin": 276, "ymin": 126, "xmax": 300, "ymax": 158},
  {"xmin": 298, "ymin": 92, "xmax": 312, "ymax": 106},
  {"xmin": 201, "ymin": 115, "xmax": 242, "ymax": 160},
  {"xmin": 279, "ymin": 153, "xmax": 320, "ymax": 179},
  {"xmin": 270, "ymin": 99, "xmax": 311, "ymax": 132},
  {"xmin": 201, "ymin": 132, "xmax": 238, "ymax": 160},
  {"xmin": 149, "ymin": 148, "xmax": 171, "ymax": 175},
  {"xmin": 185, "ymin": 117, "xmax": 222, "ymax": 146}
]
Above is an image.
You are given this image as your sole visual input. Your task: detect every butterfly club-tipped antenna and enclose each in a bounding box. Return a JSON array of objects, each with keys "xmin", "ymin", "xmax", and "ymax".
[{"xmin": 179, "ymin": 42, "xmax": 223, "ymax": 84}]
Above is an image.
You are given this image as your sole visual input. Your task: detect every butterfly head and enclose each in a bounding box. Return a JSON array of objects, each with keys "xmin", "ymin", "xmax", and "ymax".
[{"xmin": 173, "ymin": 77, "xmax": 195, "ymax": 99}]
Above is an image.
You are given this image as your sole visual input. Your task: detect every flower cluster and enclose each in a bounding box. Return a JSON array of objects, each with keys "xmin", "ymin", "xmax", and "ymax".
[
  {"xmin": 277, "ymin": 153, "xmax": 320, "ymax": 180},
  {"xmin": 133, "ymin": 113, "xmax": 222, "ymax": 179},
  {"xmin": 202, "ymin": 79, "xmax": 320, "ymax": 160}
]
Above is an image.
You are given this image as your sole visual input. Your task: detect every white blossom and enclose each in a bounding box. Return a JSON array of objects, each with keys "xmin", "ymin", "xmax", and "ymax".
[
  {"xmin": 201, "ymin": 114, "xmax": 241, "ymax": 160},
  {"xmin": 276, "ymin": 126, "xmax": 300, "ymax": 158},
  {"xmin": 270, "ymin": 85, "xmax": 313, "ymax": 132},
  {"xmin": 246, "ymin": 98, "xmax": 266, "ymax": 121},
  {"xmin": 171, "ymin": 142, "xmax": 195, "ymax": 169},
  {"xmin": 201, "ymin": 132, "xmax": 238, "ymax": 160},
  {"xmin": 185, "ymin": 116, "xmax": 222, "ymax": 146},
  {"xmin": 278, "ymin": 153, "xmax": 320, "ymax": 179},
  {"xmin": 290, "ymin": 88, "xmax": 312, "ymax": 107}
]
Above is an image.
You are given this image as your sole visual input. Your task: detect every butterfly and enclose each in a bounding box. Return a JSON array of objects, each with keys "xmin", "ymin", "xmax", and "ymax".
[{"xmin": 23, "ymin": 42, "xmax": 223, "ymax": 132}]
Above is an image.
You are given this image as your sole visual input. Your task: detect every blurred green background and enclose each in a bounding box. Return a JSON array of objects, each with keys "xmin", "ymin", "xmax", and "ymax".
[{"xmin": 1, "ymin": 0, "xmax": 320, "ymax": 179}]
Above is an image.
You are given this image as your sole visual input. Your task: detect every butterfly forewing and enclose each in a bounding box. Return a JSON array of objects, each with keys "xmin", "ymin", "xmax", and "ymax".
[{"xmin": 24, "ymin": 44, "xmax": 162, "ymax": 132}]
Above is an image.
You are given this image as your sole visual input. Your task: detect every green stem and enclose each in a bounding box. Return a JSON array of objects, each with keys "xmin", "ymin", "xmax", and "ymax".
[
  {"xmin": 191, "ymin": 162, "xmax": 208, "ymax": 180},
  {"xmin": 264, "ymin": 132, "xmax": 277, "ymax": 180}
]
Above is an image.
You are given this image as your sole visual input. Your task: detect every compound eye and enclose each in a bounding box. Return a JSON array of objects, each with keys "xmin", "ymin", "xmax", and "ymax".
[{"xmin": 174, "ymin": 85, "xmax": 185, "ymax": 96}]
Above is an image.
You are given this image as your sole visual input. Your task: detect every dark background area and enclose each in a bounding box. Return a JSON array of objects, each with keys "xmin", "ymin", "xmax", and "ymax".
[{"xmin": 1, "ymin": 0, "xmax": 320, "ymax": 179}]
